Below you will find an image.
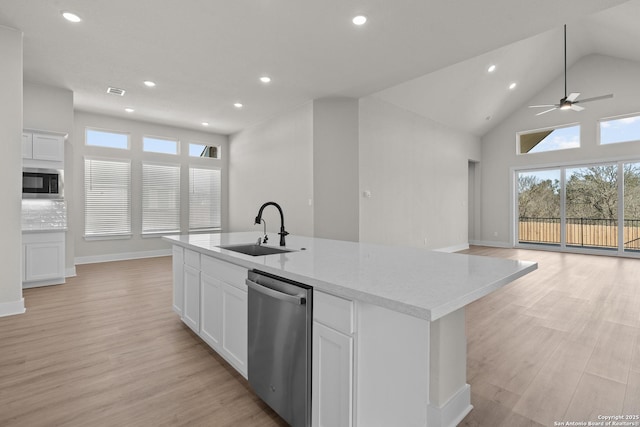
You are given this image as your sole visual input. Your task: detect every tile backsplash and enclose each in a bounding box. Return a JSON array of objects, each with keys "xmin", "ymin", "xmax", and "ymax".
[{"xmin": 22, "ymin": 199, "xmax": 67, "ymax": 231}]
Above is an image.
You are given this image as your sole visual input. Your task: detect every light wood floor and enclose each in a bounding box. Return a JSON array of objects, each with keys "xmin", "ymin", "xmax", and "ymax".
[
  {"xmin": 0, "ymin": 248, "xmax": 638, "ymax": 426},
  {"xmin": 0, "ymin": 257, "xmax": 287, "ymax": 427},
  {"xmin": 459, "ymin": 246, "xmax": 640, "ymax": 427}
]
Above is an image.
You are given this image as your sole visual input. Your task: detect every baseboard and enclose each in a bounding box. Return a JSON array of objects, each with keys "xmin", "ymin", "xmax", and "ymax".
[
  {"xmin": 434, "ymin": 243, "xmax": 470, "ymax": 253},
  {"xmin": 428, "ymin": 384, "xmax": 473, "ymax": 427},
  {"xmin": 23, "ymin": 278, "xmax": 65, "ymax": 288},
  {"xmin": 0, "ymin": 298, "xmax": 26, "ymax": 317},
  {"xmin": 468, "ymin": 240, "xmax": 512, "ymax": 248},
  {"xmin": 65, "ymin": 266, "xmax": 77, "ymax": 278},
  {"xmin": 75, "ymin": 248, "xmax": 172, "ymax": 265}
]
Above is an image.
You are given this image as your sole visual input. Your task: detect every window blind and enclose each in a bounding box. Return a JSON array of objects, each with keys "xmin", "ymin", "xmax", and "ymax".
[
  {"xmin": 142, "ymin": 163, "xmax": 181, "ymax": 234},
  {"xmin": 189, "ymin": 167, "xmax": 221, "ymax": 230},
  {"xmin": 84, "ymin": 158, "xmax": 131, "ymax": 237}
]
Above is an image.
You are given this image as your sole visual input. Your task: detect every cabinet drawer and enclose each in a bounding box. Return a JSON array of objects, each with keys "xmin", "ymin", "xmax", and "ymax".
[
  {"xmin": 184, "ymin": 249, "xmax": 200, "ymax": 269},
  {"xmin": 314, "ymin": 291, "xmax": 354, "ymax": 335},
  {"xmin": 201, "ymin": 255, "xmax": 247, "ymax": 290}
]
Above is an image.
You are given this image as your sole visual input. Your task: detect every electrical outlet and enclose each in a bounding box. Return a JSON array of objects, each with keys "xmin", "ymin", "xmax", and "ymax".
[{"xmin": 493, "ymin": 231, "xmax": 498, "ymax": 237}]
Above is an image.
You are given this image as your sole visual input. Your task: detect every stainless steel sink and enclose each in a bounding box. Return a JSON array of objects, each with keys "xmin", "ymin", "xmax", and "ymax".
[{"xmin": 218, "ymin": 244, "xmax": 295, "ymax": 256}]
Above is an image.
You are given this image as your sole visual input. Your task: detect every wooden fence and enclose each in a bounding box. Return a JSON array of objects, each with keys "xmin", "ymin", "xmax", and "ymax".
[{"xmin": 518, "ymin": 217, "xmax": 640, "ymax": 250}]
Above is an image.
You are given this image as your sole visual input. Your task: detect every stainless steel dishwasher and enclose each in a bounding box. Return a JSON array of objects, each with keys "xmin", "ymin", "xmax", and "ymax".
[{"xmin": 246, "ymin": 270, "xmax": 312, "ymax": 427}]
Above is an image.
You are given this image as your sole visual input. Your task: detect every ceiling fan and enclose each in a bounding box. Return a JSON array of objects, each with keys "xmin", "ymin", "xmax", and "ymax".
[{"xmin": 529, "ymin": 25, "xmax": 613, "ymax": 116}]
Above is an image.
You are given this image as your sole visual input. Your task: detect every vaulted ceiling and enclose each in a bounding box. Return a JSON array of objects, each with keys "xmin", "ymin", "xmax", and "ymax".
[{"xmin": 0, "ymin": 0, "xmax": 635, "ymax": 136}]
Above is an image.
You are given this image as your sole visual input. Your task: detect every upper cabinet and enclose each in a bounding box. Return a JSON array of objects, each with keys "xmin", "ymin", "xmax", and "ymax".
[{"xmin": 22, "ymin": 130, "xmax": 66, "ymax": 168}]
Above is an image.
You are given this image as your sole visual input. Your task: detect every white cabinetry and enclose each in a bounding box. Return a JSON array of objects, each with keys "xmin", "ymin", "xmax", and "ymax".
[
  {"xmin": 172, "ymin": 247, "xmax": 248, "ymax": 378},
  {"xmin": 313, "ymin": 291, "xmax": 355, "ymax": 427},
  {"xmin": 220, "ymin": 280, "xmax": 248, "ymax": 373},
  {"xmin": 22, "ymin": 133, "xmax": 33, "ymax": 158},
  {"xmin": 201, "ymin": 255, "xmax": 248, "ymax": 376},
  {"xmin": 182, "ymin": 249, "xmax": 201, "ymax": 334},
  {"xmin": 200, "ymin": 273, "xmax": 223, "ymax": 348},
  {"xmin": 22, "ymin": 131, "xmax": 65, "ymax": 163},
  {"xmin": 22, "ymin": 232, "xmax": 65, "ymax": 288},
  {"xmin": 172, "ymin": 246, "xmax": 184, "ymax": 315}
]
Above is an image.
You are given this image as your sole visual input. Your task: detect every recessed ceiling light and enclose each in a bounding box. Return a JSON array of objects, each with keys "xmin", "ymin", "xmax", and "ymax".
[
  {"xmin": 202, "ymin": 122, "xmax": 209, "ymax": 126},
  {"xmin": 62, "ymin": 12, "xmax": 82, "ymax": 23},
  {"xmin": 509, "ymin": 82, "xmax": 517, "ymax": 90},
  {"xmin": 352, "ymin": 15, "xmax": 367, "ymax": 25},
  {"xmin": 487, "ymin": 65, "xmax": 496, "ymax": 73},
  {"xmin": 124, "ymin": 108, "xmax": 134, "ymax": 113},
  {"xmin": 143, "ymin": 81, "xmax": 156, "ymax": 88},
  {"xmin": 234, "ymin": 103, "xmax": 243, "ymax": 108},
  {"xmin": 259, "ymin": 76, "xmax": 271, "ymax": 84}
]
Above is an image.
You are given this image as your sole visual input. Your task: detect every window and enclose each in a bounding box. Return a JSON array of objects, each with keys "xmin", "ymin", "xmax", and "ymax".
[
  {"xmin": 516, "ymin": 161, "xmax": 640, "ymax": 255},
  {"xmin": 86, "ymin": 129, "xmax": 129, "ymax": 150},
  {"xmin": 143, "ymin": 136, "xmax": 178, "ymax": 155},
  {"xmin": 142, "ymin": 163, "xmax": 181, "ymax": 234},
  {"xmin": 189, "ymin": 143, "xmax": 220, "ymax": 159},
  {"xmin": 517, "ymin": 169, "xmax": 561, "ymax": 245},
  {"xmin": 84, "ymin": 158, "xmax": 131, "ymax": 238},
  {"xmin": 189, "ymin": 167, "xmax": 221, "ymax": 230},
  {"xmin": 600, "ymin": 113, "xmax": 640, "ymax": 145},
  {"xmin": 518, "ymin": 124, "xmax": 580, "ymax": 154}
]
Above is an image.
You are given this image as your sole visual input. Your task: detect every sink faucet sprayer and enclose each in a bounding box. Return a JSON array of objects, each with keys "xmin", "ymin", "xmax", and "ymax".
[{"xmin": 255, "ymin": 202, "xmax": 289, "ymax": 247}]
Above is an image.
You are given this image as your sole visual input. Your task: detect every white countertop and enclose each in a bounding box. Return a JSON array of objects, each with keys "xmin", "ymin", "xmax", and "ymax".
[{"xmin": 164, "ymin": 232, "xmax": 537, "ymax": 321}]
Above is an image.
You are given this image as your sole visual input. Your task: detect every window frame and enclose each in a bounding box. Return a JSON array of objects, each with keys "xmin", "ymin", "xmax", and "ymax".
[
  {"xmin": 516, "ymin": 122, "xmax": 581, "ymax": 155},
  {"xmin": 512, "ymin": 158, "xmax": 640, "ymax": 259},
  {"xmin": 85, "ymin": 127, "xmax": 131, "ymax": 150},
  {"xmin": 188, "ymin": 166, "xmax": 222, "ymax": 232},
  {"xmin": 142, "ymin": 135, "xmax": 180, "ymax": 155},
  {"xmin": 188, "ymin": 142, "xmax": 221, "ymax": 159},
  {"xmin": 141, "ymin": 161, "xmax": 182, "ymax": 236},
  {"xmin": 598, "ymin": 112, "xmax": 640, "ymax": 146},
  {"xmin": 84, "ymin": 156, "xmax": 132, "ymax": 240}
]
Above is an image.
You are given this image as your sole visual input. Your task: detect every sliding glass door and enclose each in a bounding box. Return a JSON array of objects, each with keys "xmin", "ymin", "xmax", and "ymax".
[
  {"xmin": 516, "ymin": 161, "xmax": 640, "ymax": 256},
  {"xmin": 624, "ymin": 163, "xmax": 640, "ymax": 253},
  {"xmin": 565, "ymin": 165, "xmax": 618, "ymax": 250},
  {"xmin": 517, "ymin": 170, "xmax": 561, "ymax": 246}
]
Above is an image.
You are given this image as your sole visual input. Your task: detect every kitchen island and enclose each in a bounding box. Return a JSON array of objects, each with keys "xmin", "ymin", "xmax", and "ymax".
[{"xmin": 165, "ymin": 232, "xmax": 536, "ymax": 427}]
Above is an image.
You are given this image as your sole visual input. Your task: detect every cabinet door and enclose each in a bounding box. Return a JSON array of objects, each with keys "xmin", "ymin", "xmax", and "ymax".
[
  {"xmin": 172, "ymin": 246, "xmax": 184, "ymax": 315},
  {"xmin": 200, "ymin": 273, "xmax": 223, "ymax": 351},
  {"xmin": 183, "ymin": 265, "xmax": 201, "ymax": 334},
  {"xmin": 22, "ymin": 133, "xmax": 33, "ymax": 159},
  {"xmin": 312, "ymin": 322, "xmax": 353, "ymax": 427},
  {"xmin": 32, "ymin": 133, "xmax": 64, "ymax": 162},
  {"xmin": 221, "ymin": 282, "xmax": 248, "ymax": 376},
  {"xmin": 24, "ymin": 240, "xmax": 65, "ymax": 282}
]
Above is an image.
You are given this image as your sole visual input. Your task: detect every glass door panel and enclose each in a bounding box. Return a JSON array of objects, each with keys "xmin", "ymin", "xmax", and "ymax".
[
  {"xmin": 565, "ymin": 165, "xmax": 618, "ymax": 250},
  {"xmin": 624, "ymin": 163, "xmax": 640, "ymax": 253},
  {"xmin": 517, "ymin": 170, "xmax": 561, "ymax": 245}
]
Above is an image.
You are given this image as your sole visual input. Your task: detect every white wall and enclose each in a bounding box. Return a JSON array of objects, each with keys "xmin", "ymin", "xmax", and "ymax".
[
  {"xmin": 0, "ymin": 25, "xmax": 24, "ymax": 316},
  {"xmin": 73, "ymin": 111, "xmax": 228, "ymax": 262},
  {"xmin": 23, "ymin": 82, "xmax": 75, "ymax": 272},
  {"xmin": 313, "ymin": 98, "xmax": 360, "ymax": 241},
  {"xmin": 480, "ymin": 54, "xmax": 640, "ymax": 246},
  {"xmin": 228, "ymin": 102, "xmax": 314, "ymax": 237},
  {"xmin": 359, "ymin": 97, "xmax": 481, "ymax": 251}
]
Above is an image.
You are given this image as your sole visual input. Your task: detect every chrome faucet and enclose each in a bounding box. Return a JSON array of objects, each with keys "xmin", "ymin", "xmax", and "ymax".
[{"xmin": 255, "ymin": 202, "xmax": 289, "ymax": 247}]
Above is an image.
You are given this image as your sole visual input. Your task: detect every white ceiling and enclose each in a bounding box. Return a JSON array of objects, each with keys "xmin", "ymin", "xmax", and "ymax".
[
  {"xmin": 0, "ymin": 0, "xmax": 634, "ymax": 136},
  {"xmin": 374, "ymin": 0, "xmax": 640, "ymax": 136}
]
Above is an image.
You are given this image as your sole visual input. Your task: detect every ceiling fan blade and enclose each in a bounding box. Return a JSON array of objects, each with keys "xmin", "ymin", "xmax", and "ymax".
[
  {"xmin": 566, "ymin": 92, "xmax": 580, "ymax": 102},
  {"xmin": 575, "ymin": 93, "xmax": 613, "ymax": 104},
  {"xmin": 570, "ymin": 104, "xmax": 585, "ymax": 112},
  {"xmin": 529, "ymin": 104, "xmax": 559, "ymax": 108},
  {"xmin": 536, "ymin": 107, "xmax": 558, "ymax": 116}
]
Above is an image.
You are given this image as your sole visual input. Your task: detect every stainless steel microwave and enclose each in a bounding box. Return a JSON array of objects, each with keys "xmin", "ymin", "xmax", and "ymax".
[{"xmin": 22, "ymin": 168, "xmax": 63, "ymax": 199}]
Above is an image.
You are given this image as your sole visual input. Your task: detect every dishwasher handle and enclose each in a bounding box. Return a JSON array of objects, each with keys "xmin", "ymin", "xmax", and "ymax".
[{"xmin": 246, "ymin": 279, "xmax": 307, "ymax": 305}]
